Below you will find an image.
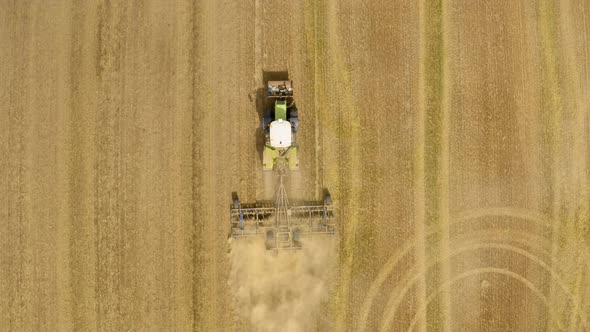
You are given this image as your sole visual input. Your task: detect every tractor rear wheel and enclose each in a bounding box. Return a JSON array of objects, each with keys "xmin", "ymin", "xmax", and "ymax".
[
  {"xmin": 262, "ymin": 110, "xmax": 272, "ymax": 130},
  {"xmin": 292, "ymin": 228, "xmax": 301, "ymax": 242},
  {"xmin": 290, "ymin": 117, "xmax": 299, "ymax": 132}
]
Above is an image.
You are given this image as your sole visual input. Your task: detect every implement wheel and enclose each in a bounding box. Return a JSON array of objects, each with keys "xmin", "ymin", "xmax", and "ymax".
[
  {"xmin": 324, "ymin": 193, "xmax": 332, "ymax": 205},
  {"xmin": 232, "ymin": 192, "xmax": 240, "ymax": 209}
]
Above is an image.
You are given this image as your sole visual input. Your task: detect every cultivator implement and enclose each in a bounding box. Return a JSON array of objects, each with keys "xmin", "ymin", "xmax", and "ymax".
[{"xmin": 230, "ymin": 164, "xmax": 336, "ymax": 250}]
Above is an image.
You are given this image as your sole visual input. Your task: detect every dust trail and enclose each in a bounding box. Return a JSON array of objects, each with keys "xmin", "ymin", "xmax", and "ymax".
[
  {"xmin": 262, "ymin": 171, "xmax": 276, "ymax": 201},
  {"xmin": 228, "ymin": 237, "xmax": 337, "ymax": 332},
  {"xmin": 286, "ymin": 170, "xmax": 303, "ymax": 201}
]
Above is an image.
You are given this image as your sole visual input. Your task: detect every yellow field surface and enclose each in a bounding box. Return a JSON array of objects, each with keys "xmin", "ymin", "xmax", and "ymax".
[{"xmin": 1, "ymin": 1, "xmax": 589, "ymax": 331}]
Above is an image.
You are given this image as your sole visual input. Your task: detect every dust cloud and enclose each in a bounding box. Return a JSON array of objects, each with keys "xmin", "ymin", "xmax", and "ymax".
[{"xmin": 228, "ymin": 237, "xmax": 337, "ymax": 332}]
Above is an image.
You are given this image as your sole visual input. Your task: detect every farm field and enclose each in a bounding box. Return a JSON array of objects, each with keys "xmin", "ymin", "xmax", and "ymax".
[{"xmin": 1, "ymin": 0, "xmax": 589, "ymax": 331}]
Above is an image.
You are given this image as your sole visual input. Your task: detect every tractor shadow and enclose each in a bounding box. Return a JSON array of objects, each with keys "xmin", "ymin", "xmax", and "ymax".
[{"xmin": 253, "ymin": 87, "xmax": 266, "ymax": 163}]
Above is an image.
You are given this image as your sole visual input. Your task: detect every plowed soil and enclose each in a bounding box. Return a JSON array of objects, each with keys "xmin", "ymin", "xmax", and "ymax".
[{"xmin": 1, "ymin": 1, "xmax": 589, "ymax": 331}]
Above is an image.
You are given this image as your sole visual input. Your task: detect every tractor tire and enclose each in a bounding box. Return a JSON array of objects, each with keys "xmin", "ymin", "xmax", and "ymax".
[
  {"xmin": 290, "ymin": 117, "xmax": 299, "ymax": 133},
  {"xmin": 324, "ymin": 193, "xmax": 332, "ymax": 205},
  {"xmin": 292, "ymin": 228, "xmax": 301, "ymax": 242},
  {"xmin": 262, "ymin": 110, "xmax": 272, "ymax": 130}
]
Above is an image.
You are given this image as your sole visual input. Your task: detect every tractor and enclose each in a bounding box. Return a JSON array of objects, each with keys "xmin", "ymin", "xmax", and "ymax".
[
  {"xmin": 262, "ymin": 80, "xmax": 299, "ymax": 171},
  {"xmin": 230, "ymin": 79, "xmax": 336, "ymax": 250}
]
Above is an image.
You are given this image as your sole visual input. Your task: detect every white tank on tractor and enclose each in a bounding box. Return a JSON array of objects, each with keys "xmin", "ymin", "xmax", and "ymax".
[{"xmin": 269, "ymin": 119, "xmax": 292, "ymax": 148}]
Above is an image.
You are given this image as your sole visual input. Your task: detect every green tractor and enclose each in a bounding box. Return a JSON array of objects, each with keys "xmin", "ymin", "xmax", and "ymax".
[
  {"xmin": 262, "ymin": 80, "xmax": 299, "ymax": 171},
  {"xmin": 229, "ymin": 79, "xmax": 336, "ymax": 250}
]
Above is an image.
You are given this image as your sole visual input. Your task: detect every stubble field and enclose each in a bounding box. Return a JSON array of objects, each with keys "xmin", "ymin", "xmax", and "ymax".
[{"xmin": 1, "ymin": 0, "xmax": 589, "ymax": 331}]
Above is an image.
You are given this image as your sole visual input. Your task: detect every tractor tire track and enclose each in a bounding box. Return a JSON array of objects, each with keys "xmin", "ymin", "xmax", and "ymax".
[
  {"xmin": 534, "ymin": 1, "xmax": 590, "ymax": 327},
  {"xmin": 66, "ymin": 2, "xmax": 100, "ymax": 330},
  {"xmin": 382, "ymin": 240, "xmax": 588, "ymax": 331},
  {"xmin": 416, "ymin": 0, "xmax": 451, "ymax": 329},
  {"xmin": 445, "ymin": 0, "xmax": 552, "ymax": 329},
  {"xmin": 319, "ymin": 1, "xmax": 366, "ymax": 330},
  {"xmin": 1, "ymin": 3, "xmax": 33, "ymax": 329},
  {"xmin": 173, "ymin": 1, "xmax": 197, "ymax": 330},
  {"xmin": 543, "ymin": 1, "xmax": 590, "ymax": 328},
  {"xmin": 408, "ymin": 268, "xmax": 564, "ymax": 331},
  {"xmin": 95, "ymin": 2, "xmax": 131, "ymax": 329},
  {"xmin": 1, "ymin": 2, "xmax": 31, "ymax": 330},
  {"xmin": 537, "ymin": 2, "xmax": 568, "ymax": 324},
  {"xmin": 193, "ymin": 0, "xmax": 249, "ymax": 329},
  {"xmin": 192, "ymin": 1, "xmax": 221, "ymax": 329}
]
